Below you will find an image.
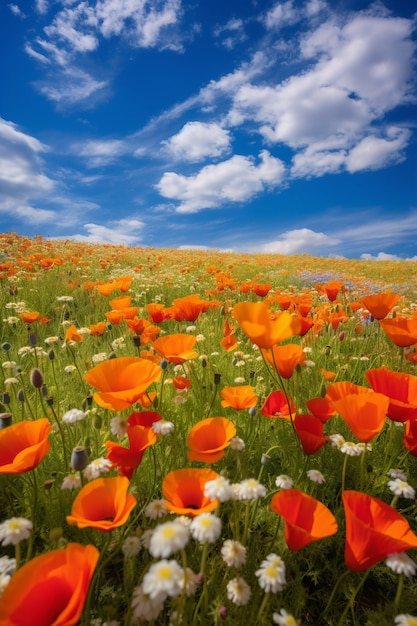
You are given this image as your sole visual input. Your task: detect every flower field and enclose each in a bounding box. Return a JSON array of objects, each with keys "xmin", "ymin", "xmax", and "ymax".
[{"xmin": 0, "ymin": 232, "xmax": 416, "ymax": 625}]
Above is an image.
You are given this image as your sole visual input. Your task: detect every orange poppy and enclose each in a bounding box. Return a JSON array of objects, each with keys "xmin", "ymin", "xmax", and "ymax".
[
  {"xmin": 220, "ymin": 385, "xmax": 258, "ymax": 410},
  {"xmin": 84, "ymin": 356, "xmax": 161, "ymax": 411},
  {"xmin": 261, "ymin": 390, "xmax": 296, "ymax": 420},
  {"xmin": 147, "ymin": 303, "xmax": 171, "ymax": 323},
  {"xmin": 162, "ymin": 468, "xmax": 220, "ymax": 517},
  {"xmin": 326, "ymin": 382, "xmax": 388, "ymax": 442},
  {"xmin": 379, "ymin": 317, "xmax": 417, "ymax": 348},
  {"xmin": 187, "ymin": 417, "xmax": 236, "ymax": 463},
  {"xmin": 109, "ymin": 295, "xmax": 132, "ymax": 309},
  {"xmin": 342, "ymin": 490, "xmax": 417, "ymax": 571},
  {"xmin": 171, "ymin": 294, "xmax": 215, "ymax": 322},
  {"xmin": 233, "ymin": 302, "xmax": 301, "ymax": 349},
  {"xmin": 221, "ymin": 318, "xmax": 238, "ymax": 352},
  {"xmin": 404, "ymin": 418, "xmax": 417, "ymax": 456},
  {"xmin": 251, "ymin": 282, "xmax": 272, "ymax": 297},
  {"xmin": 294, "ymin": 414, "xmax": 329, "ymax": 454},
  {"xmin": 152, "ymin": 334, "xmax": 198, "ymax": 364},
  {"xmin": 306, "ymin": 397, "xmax": 336, "ymax": 423},
  {"xmin": 105, "ymin": 307, "xmax": 139, "ymax": 323},
  {"xmin": 172, "ymin": 375, "xmax": 191, "ymax": 390},
  {"xmin": 89, "ymin": 321, "xmax": 107, "ymax": 336},
  {"xmin": 360, "ymin": 292, "xmax": 401, "ymax": 320},
  {"xmin": 323, "ymin": 280, "xmax": 344, "ymax": 302},
  {"xmin": 19, "ymin": 311, "xmax": 40, "ymax": 323},
  {"xmin": 270, "ymin": 489, "xmax": 338, "ymax": 550},
  {"xmin": 262, "ymin": 343, "xmax": 306, "ymax": 379},
  {"xmin": 365, "ymin": 367, "xmax": 417, "ymax": 422},
  {"xmin": 0, "ymin": 543, "xmax": 99, "ymax": 626},
  {"xmin": 0, "ymin": 418, "xmax": 51, "ymax": 474},
  {"xmin": 65, "ymin": 325, "xmax": 83, "ymax": 343},
  {"xmin": 105, "ymin": 425, "xmax": 157, "ymax": 479},
  {"xmin": 66, "ymin": 476, "xmax": 137, "ymax": 532}
]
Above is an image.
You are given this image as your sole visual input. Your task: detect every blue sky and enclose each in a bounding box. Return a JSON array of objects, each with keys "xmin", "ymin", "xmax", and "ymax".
[{"xmin": 1, "ymin": 0, "xmax": 416, "ymax": 259}]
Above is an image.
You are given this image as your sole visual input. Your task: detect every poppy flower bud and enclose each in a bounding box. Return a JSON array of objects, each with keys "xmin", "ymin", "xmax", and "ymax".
[
  {"xmin": 132, "ymin": 335, "xmax": 141, "ymax": 347},
  {"xmin": 1, "ymin": 342, "xmax": 11, "ymax": 352},
  {"xmin": 261, "ymin": 453, "xmax": 271, "ymax": 465},
  {"xmin": 248, "ymin": 406, "xmax": 257, "ymax": 417},
  {"xmin": 30, "ymin": 368, "xmax": 44, "ymax": 389},
  {"xmin": 339, "ymin": 331, "xmax": 345, "ymax": 341},
  {"xmin": 17, "ymin": 388, "xmax": 25, "ymax": 403},
  {"xmin": 29, "ymin": 333, "xmax": 37, "ymax": 346},
  {"xmin": 42, "ymin": 383, "xmax": 48, "ymax": 397},
  {"xmin": 48, "ymin": 349, "xmax": 55, "ymax": 361},
  {"xmin": 71, "ymin": 446, "xmax": 88, "ymax": 471},
  {"xmin": 200, "ymin": 356, "xmax": 208, "ymax": 368},
  {"xmin": 0, "ymin": 413, "xmax": 13, "ymax": 429},
  {"xmin": 214, "ymin": 373, "xmax": 221, "ymax": 385},
  {"xmin": 2, "ymin": 392, "xmax": 10, "ymax": 405},
  {"xmin": 160, "ymin": 358, "xmax": 168, "ymax": 370},
  {"xmin": 46, "ymin": 396, "xmax": 54, "ymax": 407}
]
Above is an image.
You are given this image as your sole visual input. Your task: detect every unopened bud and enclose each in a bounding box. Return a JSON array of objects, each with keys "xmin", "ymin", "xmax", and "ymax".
[
  {"xmin": 71, "ymin": 446, "xmax": 88, "ymax": 471},
  {"xmin": 0, "ymin": 413, "xmax": 13, "ymax": 429},
  {"xmin": 30, "ymin": 368, "xmax": 44, "ymax": 389},
  {"xmin": 29, "ymin": 333, "xmax": 37, "ymax": 346},
  {"xmin": 160, "ymin": 358, "xmax": 168, "ymax": 370}
]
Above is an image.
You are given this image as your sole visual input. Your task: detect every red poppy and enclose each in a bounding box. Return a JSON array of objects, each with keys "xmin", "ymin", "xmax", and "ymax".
[
  {"xmin": 342, "ymin": 490, "xmax": 417, "ymax": 571},
  {"xmin": 172, "ymin": 375, "xmax": 191, "ymax": 390},
  {"xmin": 261, "ymin": 390, "xmax": 296, "ymax": 420},
  {"xmin": 105, "ymin": 425, "xmax": 157, "ymax": 479},
  {"xmin": 233, "ymin": 302, "xmax": 301, "ymax": 349},
  {"xmin": 0, "ymin": 418, "xmax": 51, "ymax": 474},
  {"xmin": 147, "ymin": 303, "xmax": 171, "ymax": 323},
  {"xmin": 270, "ymin": 489, "xmax": 338, "ymax": 550},
  {"xmin": 220, "ymin": 385, "xmax": 258, "ymax": 410},
  {"xmin": 262, "ymin": 343, "xmax": 306, "ymax": 379},
  {"xmin": 360, "ymin": 292, "xmax": 401, "ymax": 320},
  {"xmin": 152, "ymin": 334, "xmax": 198, "ymax": 364},
  {"xmin": 365, "ymin": 367, "xmax": 417, "ymax": 422},
  {"xmin": 162, "ymin": 468, "xmax": 220, "ymax": 517},
  {"xmin": 66, "ymin": 476, "xmax": 137, "ymax": 532},
  {"xmin": 404, "ymin": 418, "xmax": 417, "ymax": 456},
  {"xmin": 306, "ymin": 397, "xmax": 336, "ymax": 423},
  {"xmin": 127, "ymin": 411, "xmax": 162, "ymax": 428},
  {"xmin": 294, "ymin": 414, "xmax": 329, "ymax": 454},
  {"xmin": 379, "ymin": 317, "xmax": 417, "ymax": 348},
  {"xmin": 187, "ymin": 417, "xmax": 236, "ymax": 463},
  {"xmin": 84, "ymin": 356, "xmax": 161, "ymax": 411},
  {"xmin": 0, "ymin": 543, "xmax": 99, "ymax": 626}
]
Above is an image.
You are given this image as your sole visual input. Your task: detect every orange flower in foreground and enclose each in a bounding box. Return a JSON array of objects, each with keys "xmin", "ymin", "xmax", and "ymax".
[
  {"xmin": 342, "ymin": 490, "xmax": 417, "ymax": 571},
  {"xmin": 0, "ymin": 543, "xmax": 99, "ymax": 626},
  {"xmin": 220, "ymin": 385, "xmax": 258, "ymax": 410},
  {"xmin": 171, "ymin": 294, "xmax": 216, "ymax": 321},
  {"xmin": 294, "ymin": 414, "xmax": 329, "ymax": 454},
  {"xmin": 65, "ymin": 325, "xmax": 83, "ymax": 343},
  {"xmin": 323, "ymin": 280, "xmax": 344, "ymax": 302},
  {"xmin": 326, "ymin": 382, "xmax": 388, "ymax": 442},
  {"xmin": 379, "ymin": 317, "xmax": 417, "ymax": 348},
  {"xmin": 261, "ymin": 390, "xmax": 296, "ymax": 420},
  {"xmin": 306, "ymin": 397, "xmax": 336, "ymax": 423},
  {"xmin": 84, "ymin": 356, "xmax": 161, "ymax": 411},
  {"xmin": 162, "ymin": 468, "xmax": 220, "ymax": 517},
  {"xmin": 262, "ymin": 343, "xmax": 306, "ymax": 379},
  {"xmin": 365, "ymin": 366, "xmax": 417, "ymax": 422},
  {"xmin": 105, "ymin": 425, "xmax": 157, "ymax": 479},
  {"xmin": 152, "ymin": 334, "xmax": 198, "ymax": 364},
  {"xmin": 187, "ymin": 417, "xmax": 236, "ymax": 463},
  {"xmin": 66, "ymin": 476, "xmax": 137, "ymax": 532},
  {"xmin": 233, "ymin": 302, "xmax": 301, "ymax": 349},
  {"xmin": 19, "ymin": 311, "xmax": 40, "ymax": 323},
  {"xmin": 270, "ymin": 489, "xmax": 338, "ymax": 550},
  {"xmin": 0, "ymin": 418, "xmax": 51, "ymax": 474},
  {"xmin": 360, "ymin": 292, "xmax": 401, "ymax": 320}
]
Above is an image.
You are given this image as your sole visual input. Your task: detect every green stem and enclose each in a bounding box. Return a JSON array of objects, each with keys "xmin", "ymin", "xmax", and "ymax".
[
  {"xmin": 393, "ymin": 573, "xmax": 404, "ymax": 613},
  {"xmin": 337, "ymin": 569, "xmax": 370, "ymax": 626}
]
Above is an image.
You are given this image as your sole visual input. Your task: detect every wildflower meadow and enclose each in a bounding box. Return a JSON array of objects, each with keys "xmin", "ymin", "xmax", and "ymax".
[{"xmin": 1, "ymin": 232, "xmax": 417, "ymax": 626}]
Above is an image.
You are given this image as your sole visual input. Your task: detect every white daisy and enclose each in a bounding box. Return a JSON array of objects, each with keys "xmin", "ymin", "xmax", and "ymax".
[
  {"xmin": 255, "ymin": 553, "xmax": 287, "ymax": 593},
  {"xmin": 190, "ymin": 513, "xmax": 222, "ymax": 544},
  {"xmin": 142, "ymin": 560, "xmax": 183, "ymax": 600},
  {"xmin": 275, "ymin": 474, "xmax": 294, "ymax": 489},
  {"xmin": 388, "ymin": 479, "xmax": 416, "ymax": 499},
  {"xmin": 131, "ymin": 584, "xmax": 165, "ymax": 621},
  {"xmin": 83, "ymin": 457, "xmax": 113, "ymax": 480},
  {"xmin": 149, "ymin": 520, "xmax": 190, "ymax": 558},
  {"xmin": 226, "ymin": 576, "xmax": 252, "ymax": 606},
  {"xmin": 221, "ymin": 539, "xmax": 247, "ymax": 568},
  {"xmin": 144, "ymin": 499, "xmax": 169, "ymax": 520},
  {"xmin": 386, "ymin": 552, "xmax": 417, "ymax": 578},
  {"xmin": 204, "ymin": 476, "xmax": 235, "ymax": 503},
  {"xmin": 62, "ymin": 408, "xmax": 86, "ymax": 424},
  {"xmin": 0, "ymin": 517, "xmax": 33, "ymax": 546},
  {"xmin": 234, "ymin": 478, "xmax": 266, "ymax": 500}
]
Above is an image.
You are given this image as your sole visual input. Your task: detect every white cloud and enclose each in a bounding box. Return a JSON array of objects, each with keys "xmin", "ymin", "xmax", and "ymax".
[
  {"xmin": 162, "ymin": 122, "xmax": 231, "ymax": 162},
  {"xmin": 256, "ymin": 228, "xmax": 340, "ymax": 255},
  {"xmin": 36, "ymin": 67, "xmax": 108, "ymax": 107},
  {"xmin": 263, "ymin": 1, "xmax": 301, "ymax": 30},
  {"xmin": 360, "ymin": 252, "xmax": 402, "ymax": 261},
  {"xmin": 68, "ymin": 219, "xmax": 145, "ymax": 245},
  {"xmin": 74, "ymin": 138, "xmax": 128, "ymax": 167},
  {"xmin": 156, "ymin": 150, "xmax": 285, "ymax": 213},
  {"xmin": 346, "ymin": 127, "xmax": 410, "ymax": 173}
]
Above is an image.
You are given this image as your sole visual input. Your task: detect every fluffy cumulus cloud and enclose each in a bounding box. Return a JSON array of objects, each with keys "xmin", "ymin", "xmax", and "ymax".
[
  {"xmin": 257, "ymin": 228, "xmax": 340, "ymax": 255},
  {"xmin": 69, "ymin": 219, "xmax": 145, "ymax": 245},
  {"xmin": 156, "ymin": 150, "xmax": 285, "ymax": 213},
  {"xmin": 162, "ymin": 122, "xmax": 231, "ymax": 162},
  {"xmin": 0, "ymin": 118, "xmax": 56, "ymax": 223}
]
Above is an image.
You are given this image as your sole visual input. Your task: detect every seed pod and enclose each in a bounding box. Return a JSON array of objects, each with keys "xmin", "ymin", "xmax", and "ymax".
[
  {"xmin": 71, "ymin": 446, "xmax": 88, "ymax": 471},
  {"xmin": 30, "ymin": 368, "xmax": 44, "ymax": 389}
]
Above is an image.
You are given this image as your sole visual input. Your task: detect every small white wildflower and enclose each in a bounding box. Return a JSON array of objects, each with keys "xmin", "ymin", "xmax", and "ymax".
[
  {"xmin": 0, "ymin": 556, "xmax": 16, "ymax": 576},
  {"xmin": 64, "ymin": 365, "xmax": 77, "ymax": 374},
  {"xmin": 179, "ymin": 567, "xmax": 199, "ymax": 597},
  {"xmin": 388, "ymin": 469, "xmax": 408, "ymax": 481},
  {"xmin": 226, "ymin": 576, "xmax": 252, "ymax": 606},
  {"xmin": 275, "ymin": 475, "xmax": 294, "ymax": 489},
  {"xmin": 145, "ymin": 499, "xmax": 169, "ymax": 520},
  {"xmin": 329, "ymin": 433, "xmax": 345, "ymax": 448},
  {"xmin": 84, "ymin": 457, "xmax": 113, "ymax": 480},
  {"xmin": 186, "ymin": 325, "xmax": 196, "ymax": 332},
  {"xmin": 57, "ymin": 296, "xmax": 74, "ymax": 302},
  {"xmin": 5, "ymin": 317, "xmax": 20, "ymax": 325},
  {"xmin": 305, "ymin": 360, "xmax": 316, "ymax": 368},
  {"xmin": 149, "ymin": 521, "xmax": 190, "ymax": 558},
  {"xmin": 77, "ymin": 327, "xmax": 91, "ymax": 336},
  {"xmin": 44, "ymin": 336, "xmax": 60, "ymax": 345},
  {"xmin": 131, "ymin": 584, "xmax": 165, "ymax": 621},
  {"xmin": 4, "ymin": 377, "xmax": 19, "ymax": 385},
  {"xmin": 110, "ymin": 416, "xmax": 128, "ymax": 440},
  {"xmin": 196, "ymin": 334, "xmax": 205, "ymax": 342},
  {"xmin": 62, "ymin": 408, "xmax": 86, "ymax": 424},
  {"xmin": 395, "ymin": 615, "xmax": 417, "ymax": 626},
  {"xmin": 388, "ymin": 479, "xmax": 416, "ymax": 500},
  {"xmin": 307, "ymin": 469, "xmax": 326, "ymax": 484},
  {"xmin": 142, "ymin": 560, "xmax": 183, "ymax": 599},
  {"xmin": 340, "ymin": 441, "xmax": 365, "ymax": 456},
  {"xmin": 190, "ymin": 513, "xmax": 222, "ymax": 544},
  {"xmin": 0, "ymin": 517, "xmax": 32, "ymax": 546},
  {"xmin": 122, "ymin": 536, "xmax": 142, "ymax": 558},
  {"xmin": 386, "ymin": 553, "xmax": 417, "ymax": 578},
  {"xmin": 234, "ymin": 478, "xmax": 267, "ymax": 501},
  {"xmin": 256, "ymin": 553, "xmax": 287, "ymax": 593},
  {"xmin": 221, "ymin": 540, "xmax": 247, "ymax": 568},
  {"xmin": 229, "ymin": 436, "xmax": 245, "ymax": 451},
  {"xmin": 92, "ymin": 352, "xmax": 108, "ymax": 363},
  {"xmin": 61, "ymin": 474, "xmax": 82, "ymax": 490},
  {"xmin": 204, "ymin": 476, "xmax": 235, "ymax": 503},
  {"xmin": 152, "ymin": 420, "xmax": 175, "ymax": 435},
  {"xmin": 0, "ymin": 574, "xmax": 11, "ymax": 596},
  {"xmin": 2, "ymin": 361, "xmax": 17, "ymax": 370},
  {"xmin": 140, "ymin": 529, "xmax": 154, "ymax": 550},
  {"xmin": 273, "ymin": 608, "xmax": 299, "ymax": 626},
  {"xmin": 111, "ymin": 337, "xmax": 125, "ymax": 350}
]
